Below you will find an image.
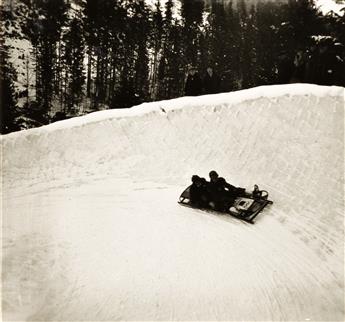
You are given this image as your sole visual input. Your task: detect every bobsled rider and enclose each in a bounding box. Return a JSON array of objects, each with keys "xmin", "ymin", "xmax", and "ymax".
[
  {"xmin": 190, "ymin": 175, "xmax": 210, "ymax": 208},
  {"xmin": 208, "ymin": 170, "xmax": 246, "ymax": 211},
  {"xmin": 252, "ymin": 184, "xmax": 268, "ymax": 200}
]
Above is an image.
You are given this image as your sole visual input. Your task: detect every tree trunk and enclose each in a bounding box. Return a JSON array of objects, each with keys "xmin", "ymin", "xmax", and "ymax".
[{"xmin": 87, "ymin": 49, "xmax": 92, "ymax": 98}]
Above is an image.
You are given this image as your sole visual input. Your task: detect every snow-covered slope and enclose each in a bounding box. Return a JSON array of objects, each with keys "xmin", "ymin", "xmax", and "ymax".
[{"xmin": 2, "ymin": 84, "xmax": 344, "ymax": 321}]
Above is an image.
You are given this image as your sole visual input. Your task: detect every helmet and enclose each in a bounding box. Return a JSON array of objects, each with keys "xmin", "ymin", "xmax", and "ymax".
[
  {"xmin": 191, "ymin": 175, "xmax": 201, "ymax": 183},
  {"xmin": 209, "ymin": 170, "xmax": 218, "ymax": 178}
]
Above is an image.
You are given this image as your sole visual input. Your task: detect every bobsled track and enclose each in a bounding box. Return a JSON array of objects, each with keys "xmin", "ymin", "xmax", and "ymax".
[{"xmin": 2, "ymin": 84, "xmax": 344, "ymax": 321}]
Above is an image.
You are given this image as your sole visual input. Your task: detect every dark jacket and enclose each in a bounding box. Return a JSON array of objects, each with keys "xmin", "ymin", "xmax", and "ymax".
[
  {"xmin": 276, "ymin": 56, "xmax": 294, "ymax": 84},
  {"xmin": 203, "ymin": 73, "xmax": 221, "ymax": 94},
  {"xmin": 208, "ymin": 177, "xmax": 245, "ymax": 211},
  {"xmin": 305, "ymin": 48, "xmax": 343, "ymax": 86},
  {"xmin": 208, "ymin": 177, "xmax": 235, "ymax": 194},
  {"xmin": 190, "ymin": 179, "xmax": 210, "ymax": 207},
  {"xmin": 185, "ymin": 73, "xmax": 202, "ymax": 96}
]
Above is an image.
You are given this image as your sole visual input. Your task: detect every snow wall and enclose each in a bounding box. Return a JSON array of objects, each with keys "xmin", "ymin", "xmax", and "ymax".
[
  {"xmin": 2, "ymin": 84, "xmax": 345, "ymax": 321},
  {"xmin": 3, "ymin": 84, "xmax": 344, "ymax": 233}
]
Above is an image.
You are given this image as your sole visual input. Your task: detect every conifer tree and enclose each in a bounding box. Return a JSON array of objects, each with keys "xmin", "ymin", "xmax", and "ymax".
[
  {"xmin": 20, "ymin": 0, "xmax": 69, "ymax": 115},
  {"xmin": 162, "ymin": 18, "xmax": 185, "ymax": 98},
  {"xmin": 62, "ymin": 14, "xmax": 85, "ymax": 113},
  {"xmin": 244, "ymin": 4, "xmax": 258, "ymax": 87},
  {"xmin": 222, "ymin": 1, "xmax": 241, "ymax": 91},
  {"xmin": 0, "ymin": 35, "xmax": 19, "ymax": 133},
  {"xmin": 281, "ymin": 0, "xmax": 321, "ymax": 53},
  {"xmin": 255, "ymin": 2, "xmax": 283, "ymax": 85},
  {"xmin": 180, "ymin": 0, "xmax": 204, "ymax": 68},
  {"xmin": 132, "ymin": 0, "xmax": 151, "ymax": 103},
  {"xmin": 149, "ymin": 0, "xmax": 163, "ymax": 99},
  {"xmin": 0, "ymin": 2, "xmax": 19, "ymax": 133},
  {"xmin": 0, "ymin": 62, "xmax": 20, "ymax": 133},
  {"xmin": 157, "ymin": 0, "xmax": 175, "ymax": 99}
]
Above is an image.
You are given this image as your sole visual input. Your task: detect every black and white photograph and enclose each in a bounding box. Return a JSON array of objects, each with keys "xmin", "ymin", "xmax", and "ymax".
[{"xmin": 1, "ymin": 0, "xmax": 344, "ymax": 320}]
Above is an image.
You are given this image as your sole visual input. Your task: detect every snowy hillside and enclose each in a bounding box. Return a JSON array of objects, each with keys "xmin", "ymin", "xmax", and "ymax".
[{"xmin": 2, "ymin": 84, "xmax": 344, "ymax": 321}]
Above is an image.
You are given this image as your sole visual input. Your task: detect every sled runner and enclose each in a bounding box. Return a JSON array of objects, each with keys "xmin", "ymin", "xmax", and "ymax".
[{"xmin": 178, "ymin": 185, "xmax": 273, "ymax": 224}]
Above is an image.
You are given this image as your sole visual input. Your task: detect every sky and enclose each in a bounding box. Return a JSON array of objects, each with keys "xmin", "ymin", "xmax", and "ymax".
[{"xmin": 316, "ymin": 0, "xmax": 345, "ymax": 14}]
